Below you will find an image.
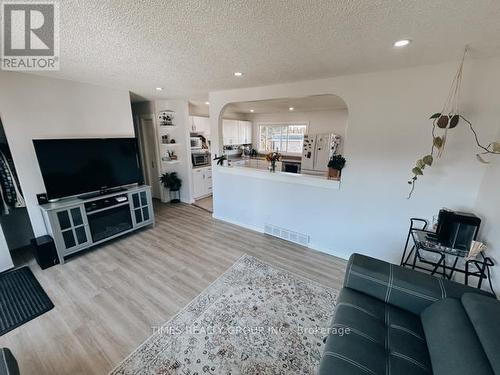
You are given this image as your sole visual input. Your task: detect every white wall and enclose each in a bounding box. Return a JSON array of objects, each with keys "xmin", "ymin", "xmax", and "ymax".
[
  {"xmin": 474, "ymin": 124, "xmax": 500, "ymax": 291},
  {"xmin": 248, "ymin": 109, "xmax": 348, "ymax": 149},
  {"xmin": 0, "ymin": 71, "xmax": 135, "ymax": 237},
  {"xmin": 209, "ymin": 57, "xmax": 500, "ymax": 290}
]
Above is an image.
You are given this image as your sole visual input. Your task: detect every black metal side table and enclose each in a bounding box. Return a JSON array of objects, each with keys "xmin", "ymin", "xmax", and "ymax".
[{"xmin": 401, "ymin": 218, "xmax": 495, "ymax": 294}]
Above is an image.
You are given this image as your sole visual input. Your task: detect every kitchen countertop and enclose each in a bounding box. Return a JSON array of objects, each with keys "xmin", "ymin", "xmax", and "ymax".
[
  {"xmin": 192, "ymin": 164, "xmax": 212, "ymax": 169},
  {"xmin": 229, "ymin": 156, "xmax": 301, "ymax": 163},
  {"xmin": 216, "ymin": 165, "xmax": 340, "ymax": 190}
]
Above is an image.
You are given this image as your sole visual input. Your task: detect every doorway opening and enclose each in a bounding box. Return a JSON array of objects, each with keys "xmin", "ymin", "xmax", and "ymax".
[
  {"xmin": 0, "ymin": 117, "xmax": 35, "ymax": 271},
  {"xmin": 135, "ymin": 115, "xmax": 162, "ymax": 200},
  {"xmin": 188, "ymin": 101, "xmax": 213, "ymax": 213}
]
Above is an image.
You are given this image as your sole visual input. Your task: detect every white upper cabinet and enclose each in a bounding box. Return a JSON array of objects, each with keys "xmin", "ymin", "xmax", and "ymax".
[
  {"xmin": 190, "ymin": 116, "xmax": 211, "ymax": 138},
  {"xmin": 222, "ymin": 119, "xmax": 252, "ymax": 145},
  {"xmin": 238, "ymin": 121, "xmax": 252, "ymax": 144},
  {"xmin": 223, "ymin": 119, "xmax": 239, "ymax": 145}
]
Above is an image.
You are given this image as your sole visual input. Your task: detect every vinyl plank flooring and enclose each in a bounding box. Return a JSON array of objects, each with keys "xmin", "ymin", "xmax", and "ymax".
[{"xmin": 0, "ymin": 202, "xmax": 346, "ymax": 374}]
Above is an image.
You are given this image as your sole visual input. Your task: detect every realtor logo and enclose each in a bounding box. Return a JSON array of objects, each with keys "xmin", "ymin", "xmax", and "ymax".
[{"xmin": 1, "ymin": 1, "xmax": 59, "ymax": 70}]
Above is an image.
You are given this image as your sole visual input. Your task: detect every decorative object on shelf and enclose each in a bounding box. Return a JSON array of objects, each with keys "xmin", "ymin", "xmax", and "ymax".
[
  {"xmin": 161, "ymin": 150, "xmax": 178, "ymax": 161},
  {"xmin": 160, "ymin": 172, "xmax": 182, "ymax": 203},
  {"xmin": 170, "ymin": 139, "xmax": 176, "ymax": 144},
  {"xmin": 158, "ymin": 110, "xmax": 175, "ymax": 126},
  {"xmin": 265, "ymin": 151, "xmax": 282, "ymax": 172},
  {"xmin": 213, "ymin": 154, "xmax": 227, "ymax": 166},
  {"xmin": 407, "ymin": 46, "xmax": 500, "ymax": 198},
  {"xmin": 327, "ymin": 154, "xmax": 346, "ymax": 180},
  {"xmin": 161, "ymin": 134, "xmax": 170, "ymax": 144}
]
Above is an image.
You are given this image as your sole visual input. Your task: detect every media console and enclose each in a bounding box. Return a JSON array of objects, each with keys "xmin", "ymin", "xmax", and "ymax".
[{"xmin": 39, "ymin": 185, "xmax": 154, "ymax": 264}]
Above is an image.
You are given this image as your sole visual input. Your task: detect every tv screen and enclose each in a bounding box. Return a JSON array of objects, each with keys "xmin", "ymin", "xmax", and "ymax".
[{"xmin": 33, "ymin": 138, "xmax": 143, "ymax": 199}]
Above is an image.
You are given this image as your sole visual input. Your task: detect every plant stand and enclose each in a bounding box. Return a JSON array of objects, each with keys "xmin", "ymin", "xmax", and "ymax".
[{"xmin": 169, "ymin": 189, "xmax": 180, "ymax": 203}]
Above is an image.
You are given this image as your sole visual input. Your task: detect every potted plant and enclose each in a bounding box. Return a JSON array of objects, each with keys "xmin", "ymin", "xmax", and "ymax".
[
  {"xmin": 327, "ymin": 154, "xmax": 346, "ymax": 180},
  {"xmin": 407, "ymin": 47, "xmax": 500, "ymax": 198},
  {"xmin": 160, "ymin": 172, "xmax": 182, "ymax": 203},
  {"xmin": 213, "ymin": 154, "xmax": 227, "ymax": 166}
]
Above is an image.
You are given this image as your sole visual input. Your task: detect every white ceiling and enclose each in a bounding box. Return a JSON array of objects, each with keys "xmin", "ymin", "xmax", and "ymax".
[{"xmin": 31, "ymin": 0, "xmax": 500, "ymax": 101}]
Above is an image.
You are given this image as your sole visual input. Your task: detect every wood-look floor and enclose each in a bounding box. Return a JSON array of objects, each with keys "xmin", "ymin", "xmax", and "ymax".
[
  {"xmin": 192, "ymin": 196, "xmax": 213, "ymax": 213},
  {"xmin": 0, "ymin": 202, "xmax": 347, "ymax": 375}
]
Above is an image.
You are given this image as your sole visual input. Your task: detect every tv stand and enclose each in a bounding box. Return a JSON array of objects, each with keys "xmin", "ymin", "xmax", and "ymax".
[
  {"xmin": 39, "ymin": 185, "xmax": 153, "ymax": 264},
  {"xmin": 78, "ymin": 186, "xmax": 128, "ymax": 200}
]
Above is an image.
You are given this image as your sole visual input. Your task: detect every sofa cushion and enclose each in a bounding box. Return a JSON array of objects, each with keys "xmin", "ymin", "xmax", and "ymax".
[
  {"xmin": 344, "ymin": 253, "xmax": 493, "ymax": 315},
  {"xmin": 462, "ymin": 293, "xmax": 500, "ymax": 375},
  {"xmin": 319, "ymin": 287, "xmax": 432, "ymax": 375},
  {"xmin": 421, "ymin": 298, "xmax": 494, "ymax": 375},
  {"xmin": 0, "ymin": 348, "xmax": 19, "ymax": 375}
]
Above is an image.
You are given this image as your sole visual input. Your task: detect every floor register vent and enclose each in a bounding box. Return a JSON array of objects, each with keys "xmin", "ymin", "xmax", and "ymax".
[{"xmin": 264, "ymin": 224, "xmax": 310, "ymax": 246}]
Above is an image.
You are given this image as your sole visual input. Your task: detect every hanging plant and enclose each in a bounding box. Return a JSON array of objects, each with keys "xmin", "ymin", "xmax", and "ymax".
[{"xmin": 407, "ymin": 47, "xmax": 500, "ymax": 198}]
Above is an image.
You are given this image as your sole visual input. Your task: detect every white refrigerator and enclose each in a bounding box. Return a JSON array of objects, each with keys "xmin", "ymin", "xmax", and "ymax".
[{"xmin": 301, "ymin": 133, "xmax": 341, "ymax": 175}]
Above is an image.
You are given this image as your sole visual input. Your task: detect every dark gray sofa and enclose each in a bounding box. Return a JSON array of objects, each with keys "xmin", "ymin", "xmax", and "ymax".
[
  {"xmin": 0, "ymin": 348, "xmax": 19, "ymax": 375},
  {"xmin": 319, "ymin": 253, "xmax": 499, "ymax": 375}
]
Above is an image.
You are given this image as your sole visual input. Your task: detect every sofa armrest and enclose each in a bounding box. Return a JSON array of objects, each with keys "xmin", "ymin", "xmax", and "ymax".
[
  {"xmin": 0, "ymin": 348, "xmax": 19, "ymax": 375},
  {"xmin": 344, "ymin": 253, "xmax": 493, "ymax": 315}
]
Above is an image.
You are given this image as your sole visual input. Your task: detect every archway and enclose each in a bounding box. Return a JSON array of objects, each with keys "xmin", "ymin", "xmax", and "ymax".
[{"xmin": 217, "ymin": 94, "xmax": 348, "ymax": 178}]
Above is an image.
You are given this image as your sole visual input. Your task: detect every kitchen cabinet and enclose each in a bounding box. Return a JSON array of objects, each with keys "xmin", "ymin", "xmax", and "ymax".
[
  {"xmin": 190, "ymin": 116, "xmax": 211, "ymax": 137},
  {"xmin": 222, "ymin": 119, "xmax": 239, "ymax": 145},
  {"xmin": 223, "ymin": 119, "xmax": 252, "ymax": 145},
  {"xmin": 238, "ymin": 121, "xmax": 252, "ymax": 144},
  {"xmin": 192, "ymin": 166, "xmax": 212, "ymax": 199}
]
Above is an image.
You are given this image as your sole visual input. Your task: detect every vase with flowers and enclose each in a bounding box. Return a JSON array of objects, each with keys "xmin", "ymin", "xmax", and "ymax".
[{"xmin": 265, "ymin": 151, "xmax": 282, "ymax": 172}]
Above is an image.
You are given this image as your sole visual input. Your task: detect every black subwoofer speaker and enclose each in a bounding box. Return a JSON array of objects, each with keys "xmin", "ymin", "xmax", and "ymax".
[{"xmin": 31, "ymin": 235, "xmax": 59, "ymax": 270}]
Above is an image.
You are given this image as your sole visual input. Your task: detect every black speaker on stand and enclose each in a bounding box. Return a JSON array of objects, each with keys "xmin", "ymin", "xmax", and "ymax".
[{"xmin": 31, "ymin": 235, "xmax": 59, "ymax": 269}]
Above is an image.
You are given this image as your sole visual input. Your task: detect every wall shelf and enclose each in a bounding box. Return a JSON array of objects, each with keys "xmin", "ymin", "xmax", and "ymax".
[
  {"xmin": 162, "ymin": 160, "xmax": 180, "ymax": 165},
  {"xmin": 161, "ymin": 143, "xmax": 181, "ymax": 147}
]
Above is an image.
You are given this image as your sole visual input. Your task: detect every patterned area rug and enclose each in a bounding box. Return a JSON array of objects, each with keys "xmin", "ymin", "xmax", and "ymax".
[{"xmin": 110, "ymin": 255, "xmax": 337, "ymax": 375}]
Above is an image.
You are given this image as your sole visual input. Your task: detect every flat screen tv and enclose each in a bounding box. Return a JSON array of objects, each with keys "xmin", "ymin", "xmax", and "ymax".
[{"xmin": 33, "ymin": 138, "xmax": 143, "ymax": 200}]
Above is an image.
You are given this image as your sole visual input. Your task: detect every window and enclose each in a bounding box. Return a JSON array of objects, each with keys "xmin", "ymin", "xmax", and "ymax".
[{"xmin": 258, "ymin": 123, "xmax": 307, "ymax": 154}]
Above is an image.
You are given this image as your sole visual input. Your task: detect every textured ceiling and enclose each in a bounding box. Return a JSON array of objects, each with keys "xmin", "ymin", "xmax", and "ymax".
[{"xmin": 29, "ymin": 0, "xmax": 500, "ymax": 101}]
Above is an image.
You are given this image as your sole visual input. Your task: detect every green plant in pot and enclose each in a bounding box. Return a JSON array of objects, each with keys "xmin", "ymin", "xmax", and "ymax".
[
  {"xmin": 213, "ymin": 154, "xmax": 227, "ymax": 166},
  {"xmin": 407, "ymin": 47, "xmax": 500, "ymax": 198},
  {"xmin": 160, "ymin": 172, "xmax": 182, "ymax": 203},
  {"xmin": 327, "ymin": 154, "xmax": 346, "ymax": 180}
]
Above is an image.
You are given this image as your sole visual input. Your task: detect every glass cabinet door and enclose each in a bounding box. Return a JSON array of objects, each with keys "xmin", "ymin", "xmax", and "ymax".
[
  {"xmin": 56, "ymin": 206, "xmax": 88, "ymax": 250},
  {"xmin": 131, "ymin": 191, "xmax": 151, "ymax": 225}
]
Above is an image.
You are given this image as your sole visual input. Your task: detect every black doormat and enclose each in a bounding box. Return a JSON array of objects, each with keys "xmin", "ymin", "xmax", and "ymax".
[{"xmin": 0, "ymin": 267, "xmax": 54, "ymax": 336}]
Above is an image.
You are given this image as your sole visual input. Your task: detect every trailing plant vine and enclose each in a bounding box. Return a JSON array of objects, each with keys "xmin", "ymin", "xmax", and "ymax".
[{"xmin": 407, "ymin": 47, "xmax": 500, "ymax": 198}]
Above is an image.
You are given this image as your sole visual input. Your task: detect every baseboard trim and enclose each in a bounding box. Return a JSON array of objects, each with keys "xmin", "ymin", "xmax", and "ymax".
[
  {"xmin": 212, "ymin": 214, "xmax": 351, "ymax": 261},
  {"xmin": 212, "ymin": 215, "xmax": 264, "ymax": 234}
]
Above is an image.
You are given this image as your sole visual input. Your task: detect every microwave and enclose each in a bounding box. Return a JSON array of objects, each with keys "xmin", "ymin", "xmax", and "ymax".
[
  {"xmin": 190, "ymin": 137, "xmax": 203, "ymax": 149},
  {"xmin": 192, "ymin": 152, "xmax": 210, "ymax": 166}
]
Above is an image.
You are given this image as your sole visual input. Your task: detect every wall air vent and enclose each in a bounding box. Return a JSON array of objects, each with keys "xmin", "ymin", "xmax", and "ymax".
[{"xmin": 264, "ymin": 224, "xmax": 310, "ymax": 246}]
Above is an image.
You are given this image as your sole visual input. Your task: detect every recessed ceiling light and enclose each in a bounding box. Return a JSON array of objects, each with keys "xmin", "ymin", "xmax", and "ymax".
[
  {"xmin": 205, "ymin": 101, "xmax": 210, "ymax": 105},
  {"xmin": 234, "ymin": 72, "xmax": 244, "ymax": 77},
  {"xmin": 250, "ymin": 109, "xmax": 254, "ymax": 113},
  {"xmin": 155, "ymin": 87, "xmax": 163, "ymax": 91},
  {"xmin": 393, "ymin": 39, "xmax": 411, "ymax": 48},
  {"xmin": 289, "ymin": 107, "xmax": 294, "ymax": 111}
]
